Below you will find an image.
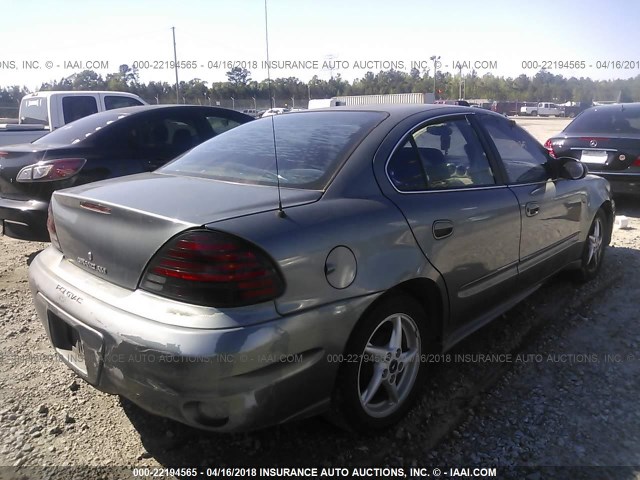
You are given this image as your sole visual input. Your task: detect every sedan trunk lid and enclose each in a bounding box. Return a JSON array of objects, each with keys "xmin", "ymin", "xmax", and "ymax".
[
  {"xmin": 554, "ymin": 132, "xmax": 640, "ymax": 171},
  {"xmin": 51, "ymin": 172, "xmax": 321, "ymax": 290}
]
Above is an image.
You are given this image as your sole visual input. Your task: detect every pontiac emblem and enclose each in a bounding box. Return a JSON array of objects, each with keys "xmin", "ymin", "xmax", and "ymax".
[{"xmin": 589, "ymin": 139, "xmax": 598, "ymax": 147}]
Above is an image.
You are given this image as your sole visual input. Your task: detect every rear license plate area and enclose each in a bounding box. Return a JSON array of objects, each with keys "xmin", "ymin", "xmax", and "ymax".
[
  {"xmin": 47, "ymin": 309, "xmax": 104, "ymax": 383},
  {"xmin": 580, "ymin": 150, "xmax": 609, "ymax": 164}
]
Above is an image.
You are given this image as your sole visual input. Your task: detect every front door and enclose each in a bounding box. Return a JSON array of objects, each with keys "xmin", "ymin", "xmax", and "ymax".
[
  {"xmin": 382, "ymin": 114, "xmax": 521, "ymax": 334},
  {"xmin": 476, "ymin": 114, "xmax": 585, "ymax": 284}
]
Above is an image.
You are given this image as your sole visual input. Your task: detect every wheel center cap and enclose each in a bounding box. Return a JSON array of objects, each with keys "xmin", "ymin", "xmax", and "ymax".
[{"xmin": 389, "ymin": 360, "xmax": 398, "ymax": 373}]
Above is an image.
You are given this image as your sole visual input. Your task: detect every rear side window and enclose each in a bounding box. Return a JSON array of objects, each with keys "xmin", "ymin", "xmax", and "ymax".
[
  {"xmin": 565, "ymin": 106, "xmax": 640, "ymax": 134},
  {"xmin": 479, "ymin": 115, "xmax": 549, "ymax": 184},
  {"xmin": 20, "ymin": 97, "xmax": 48, "ymax": 125},
  {"xmin": 104, "ymin": 96, "xmax": 144, "ymax": 110},
  {"xmin": 62, "ymin": 96, "xmax": 98, "ymax": 123},
  {"xmin": 160, "ymin": 111, "xmax": 386, "ymax": 190},
  {"xmin": 387, "ymin": 117, "xmax": 496, "ymax": 191},
  {"xmin": 119, "ymin": 116, "xmax": 206, "ymax": 161},
  {"xmin": 33, "ymin": 110, "xmax": 129, "ymax": 146}
]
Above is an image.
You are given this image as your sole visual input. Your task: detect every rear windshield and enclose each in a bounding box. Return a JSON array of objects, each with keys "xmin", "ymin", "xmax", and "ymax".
[
  {"xmin": 20, "ymin": 97, "xmax": 48, "ymax": 125},
  {"xmin": 32, "ymin": 111, "xmax": 129, "ymax": 146},
  {"xmin": 159, "ymin": 111, "xmax": 386, "ymax": 189},
  {"xmin": 565, "ymin": 106, "xmax": 640, "ymax": 134}
]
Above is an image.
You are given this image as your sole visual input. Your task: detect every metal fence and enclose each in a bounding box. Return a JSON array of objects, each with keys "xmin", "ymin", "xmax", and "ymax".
[{"xmin": 185, "ymin": 98, "xmax": 309, "ymax": 110}]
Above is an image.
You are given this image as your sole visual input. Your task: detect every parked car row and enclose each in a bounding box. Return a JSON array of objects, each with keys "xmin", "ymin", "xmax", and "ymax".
[
  {"xmin": 0, "ymin": 91, "xmax": 147, "ymax": 146},
  {"xmin": 242, "ymin": 107, "xmax": 300, "ymax": 118},
  {"xmin": 545, "ymin": 102, "xmax": 640, "ymax": 195},
  {"xmin": 519, "ymin": 102, "xmax": 562, "ymax": 117},
  {"xmin": 24, "ymin": 103, "xmax": 614, "ymax": 433},
  {"xmin": 0, "ymin": 105, "xmax": 253, "ymax": 240}
]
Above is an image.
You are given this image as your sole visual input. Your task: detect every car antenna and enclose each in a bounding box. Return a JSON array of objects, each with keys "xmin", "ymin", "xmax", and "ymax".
[{"xmin": 264, "ymin": 0, "xmax": 286, "ymax": 218}]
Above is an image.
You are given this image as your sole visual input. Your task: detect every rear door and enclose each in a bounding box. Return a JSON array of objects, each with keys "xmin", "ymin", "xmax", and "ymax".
[
  {"xmin": 476, "ymin": 114, "xmax": 585, "ymax": 284},
  {"xmin": 379, "ymin": 113, "xmax": 521, "ymax": 333}
]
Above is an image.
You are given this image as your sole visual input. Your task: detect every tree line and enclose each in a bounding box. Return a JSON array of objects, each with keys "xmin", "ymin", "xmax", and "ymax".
[{"xmin": 1, "ymin": 64, "xmax": 640, "ymax": 115}]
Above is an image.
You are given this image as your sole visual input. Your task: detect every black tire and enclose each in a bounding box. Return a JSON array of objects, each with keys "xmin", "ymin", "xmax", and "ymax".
[
  {"xmin": 331, "ymin": 294, "xmax": 430, "ymax": 431},
  {"xmin": 573, "ymin": 209, "xmax": 607, "ymax": 282},
  {"xmin": 531, "ymin": 110, "xmax": 538, "ymax": 116}
]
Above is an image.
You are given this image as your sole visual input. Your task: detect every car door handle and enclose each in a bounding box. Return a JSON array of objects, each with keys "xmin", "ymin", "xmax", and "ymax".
[
  {"xmin": 433, "ymin": 220, "xmax": 454, "ymax": 239},
  {"xmin": 525, "ymin": 202, "xmax": 540, "ymax": 217}
]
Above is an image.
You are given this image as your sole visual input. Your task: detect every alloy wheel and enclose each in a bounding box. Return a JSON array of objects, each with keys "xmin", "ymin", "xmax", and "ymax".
[{"xmin": 357, "ymin": 313, "xmax": 421, "ymax": 418}]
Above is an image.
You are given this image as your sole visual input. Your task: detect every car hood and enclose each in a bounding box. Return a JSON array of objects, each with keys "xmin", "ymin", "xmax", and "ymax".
[{"xmin": 52, "ymin": 172, "xmax": 321, "ymax": 290}]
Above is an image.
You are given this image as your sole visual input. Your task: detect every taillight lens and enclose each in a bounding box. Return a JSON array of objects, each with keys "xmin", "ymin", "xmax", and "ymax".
[
  {"xmin": 633, "ymin": 156, "xmax": 640, "ymax": 167},
  {"xmin": 140, "ymin": 230, "xmax": 285, "ymax": 307},
  {"xmin": 543, "ymin": 139, "xmax": 556, "ymax": 159},
  {"xmin": 47, "ymin": 202, "xmax": 61, "ymax": 250},
  {"xmin": 16, "ymin": 158, "xmax": 86, "ymax": 182}
]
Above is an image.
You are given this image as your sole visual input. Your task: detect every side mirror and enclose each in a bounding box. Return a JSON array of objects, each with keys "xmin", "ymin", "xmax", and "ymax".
[{"xmin": 549, "ymin": 157, "xmax": 588, "ymax": 180}]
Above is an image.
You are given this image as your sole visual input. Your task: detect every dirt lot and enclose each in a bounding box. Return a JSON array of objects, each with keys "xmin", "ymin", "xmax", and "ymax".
[
  {"xmin": 512, "ymin": 116, "xmax": 571, "ymax": 143},
  {"xmin": 513, "ymin": 117, "xmax": 571, "ymax": 144},
  {"xmin": 1, "ymin": 119, "xmax": 639, "ymax": 479}
]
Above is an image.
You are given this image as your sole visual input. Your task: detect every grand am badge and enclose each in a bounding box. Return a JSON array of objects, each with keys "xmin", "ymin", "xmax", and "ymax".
[{"xmin": 76, "ymin": 256, "xmax": 107, "ymax": 275}]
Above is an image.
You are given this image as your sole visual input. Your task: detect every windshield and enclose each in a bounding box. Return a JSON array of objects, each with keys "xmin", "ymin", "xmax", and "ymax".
[
  {"xmin": 565, "ymin": 106, "xmax": 640, "ymax": 135},
  {"xmin": 32, "ymin": 110, "xmax": 130, "ymax": 146},
  {"xmin": 159, "ymin": 111, "xmax": 386, "ymax": 190}
]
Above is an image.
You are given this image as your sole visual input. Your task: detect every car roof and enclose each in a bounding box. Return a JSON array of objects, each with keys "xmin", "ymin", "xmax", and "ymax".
[
  {"xmin": 583, "ymin": 103, "xmax": 640, "ymax": 112},
  {"xmin": 101, "ymin": 104, "xmax": 241, "ymax": 114},
  {"xmin": 293, "ymin": 103, "xmax": 507, "ymax": 120},
  {"xmin": 27, "ymin": 91, "xmax": 141, "ymax": 98},
  {"xmin": 61, "ymin": 104, "xmax": 252, "ymax": 124}
]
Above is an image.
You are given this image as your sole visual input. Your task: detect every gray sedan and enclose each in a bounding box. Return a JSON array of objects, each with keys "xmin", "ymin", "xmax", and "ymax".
[{"xmin": 29, "ymin": 105, "xmax": 613, "ymax": 432}]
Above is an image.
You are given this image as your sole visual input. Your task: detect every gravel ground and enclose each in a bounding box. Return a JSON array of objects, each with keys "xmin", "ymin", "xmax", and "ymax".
[{"xmin": 1, "ymin": 198, "xmax": 639, "ymax": 479}]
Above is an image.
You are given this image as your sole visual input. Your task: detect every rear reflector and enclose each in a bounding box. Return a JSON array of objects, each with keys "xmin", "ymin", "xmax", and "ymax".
[
  {"xmin": 140, "ymin": 230, "xmax": 285, "ymax": 307},
  {"xmin": 633, "ymin": 157, "xmax": 640, "ymax": 167},
  {"xmin": 16, "ymin": 158, "xmax": 86, "ymax": 182}
]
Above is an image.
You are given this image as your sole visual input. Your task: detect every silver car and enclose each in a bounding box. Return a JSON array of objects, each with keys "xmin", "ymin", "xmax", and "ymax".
[{"xmin": 29, "ymin": 105, "xmax": 613, "ymax": 432}]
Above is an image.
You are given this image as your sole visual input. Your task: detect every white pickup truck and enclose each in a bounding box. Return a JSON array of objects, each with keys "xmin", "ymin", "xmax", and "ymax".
[
  {"xmin": 519, "ymin": 102, "xmax": 562, "ymax": 117},
  {"xmin": 0, "ymin": 91, "xmax": 147, "ymax": 146}
]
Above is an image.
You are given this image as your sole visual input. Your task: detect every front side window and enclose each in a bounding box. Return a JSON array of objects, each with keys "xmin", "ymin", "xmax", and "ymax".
[
  {"xmin": 208, "ymin": 116, "xmax": 244, "ymax": 135},
  {"xmin": 479, "ymin": 115, "xmax": 549, "ymax": 184},
  {"xmin": 387, "ymin": 117, "xmax": 496, "ymax": 191}
]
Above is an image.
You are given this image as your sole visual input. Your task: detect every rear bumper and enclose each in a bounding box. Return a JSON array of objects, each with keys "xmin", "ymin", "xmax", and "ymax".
[
  {"xmin": 28, "ymin": 246, "xmax": 374, "ymax": 432},
  {"xmin": 0, "ymin": 196, "xmax": 49, "ymax": 241},
  {"xmin": 588, "ymin": 171, "xmax": 640, "ymax": 196}
]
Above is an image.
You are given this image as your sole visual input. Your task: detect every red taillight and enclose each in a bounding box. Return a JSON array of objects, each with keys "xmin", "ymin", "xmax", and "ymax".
[
  {"xmin": 140, "ymin": 230, "xmax": 285, "ymax": 307},
  {"xmin": 633, "ymin": 156, "xmax": 640, "ymax": 167},
  {"xmin": 47, "ymin": 202, "xmax": 61, "ymax": 250},
  {"xmin": 16, "ymin": 158, "xmax": 86, "ymax": 183},
  {"xmin": 544, "ymin": 139, "xmax": 556, "ymax": 159}
]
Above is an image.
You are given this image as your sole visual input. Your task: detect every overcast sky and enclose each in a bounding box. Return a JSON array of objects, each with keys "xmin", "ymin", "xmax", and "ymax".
[{"xmin": 1, "ymin": 0, "xmax": 638, "ymax": 89}]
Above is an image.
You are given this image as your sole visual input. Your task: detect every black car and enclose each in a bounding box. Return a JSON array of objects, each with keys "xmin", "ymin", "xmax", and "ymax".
[
  {"xmin": 0, "ymin": 105, "xmax": 253, "ymax": 241},
  {"xmin": 545, "ymin": 103, "xmax": 640, "ymax": 195}
]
